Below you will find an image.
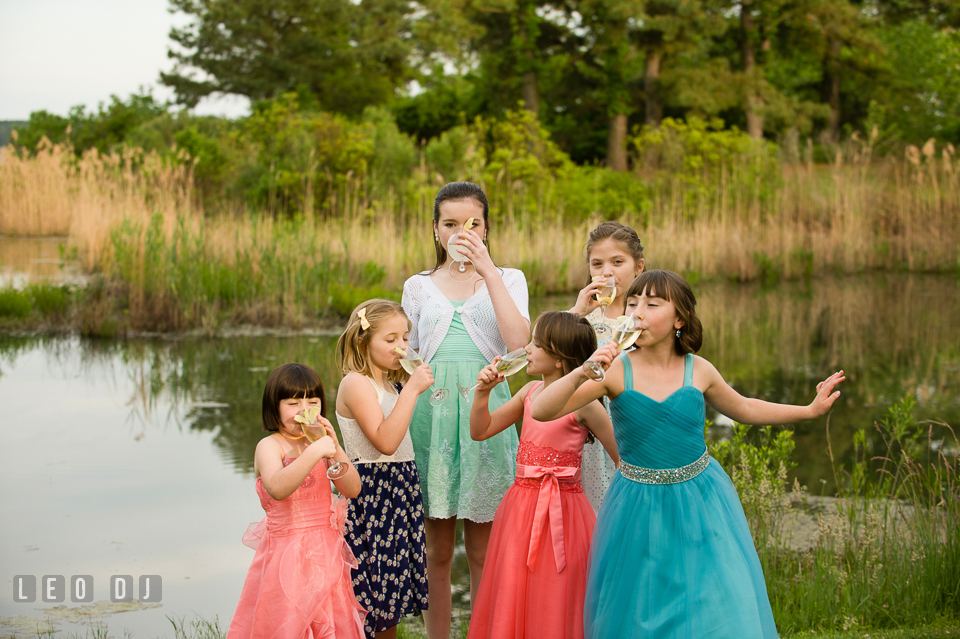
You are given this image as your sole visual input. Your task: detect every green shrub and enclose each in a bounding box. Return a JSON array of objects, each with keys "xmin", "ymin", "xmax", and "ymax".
[
  {"xmin": 328, "ymin": 282, "xmax": 401, "ymax": 318},
  {"xmin": 555, "ymin": 165, "xmax": 649, "ymax": 223},
  {"xmin": 0, "ymin": 287, "xmax": 32, "ymax": 318},
  {"xmin": 28, "ymin": 283, "xmax": 72, "ymax": 316},
  {"xmin": 630, "ymin": 116, "xmax": 781, "ymax": 220},
  {"xmin": 723, "ymin": 397, "xmax": 960, "ymax": 633}
]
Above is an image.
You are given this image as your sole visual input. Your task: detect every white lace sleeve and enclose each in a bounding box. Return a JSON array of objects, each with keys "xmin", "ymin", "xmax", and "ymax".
[
  {"xmin": 503, "ymin": 268, "xmax": 531, "ymax": 322},
  {"xmin": 402, "ymin": 275, "xmax": 424, "ymax": 350}
]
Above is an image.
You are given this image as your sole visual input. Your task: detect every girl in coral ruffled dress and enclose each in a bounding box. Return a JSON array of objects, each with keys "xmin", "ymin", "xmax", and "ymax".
[
  {"xmin": 466, "ymin": 312, "xmax": 618, "ymax": 639},
  {"xmin": 228, "ymin": 363, "xmax": 366, "ymax": 639}
]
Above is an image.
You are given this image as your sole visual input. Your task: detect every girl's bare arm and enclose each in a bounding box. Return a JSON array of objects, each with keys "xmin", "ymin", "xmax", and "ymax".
[{"xmin": 576, "ymin": 401, "xmax": 619, "ymax": 466}]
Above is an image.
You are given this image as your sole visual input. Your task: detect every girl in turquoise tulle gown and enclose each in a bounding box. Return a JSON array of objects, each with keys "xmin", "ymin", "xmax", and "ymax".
[{"xmin": 532, "ymin": 270, "xmax": 846, "ymax": 638}]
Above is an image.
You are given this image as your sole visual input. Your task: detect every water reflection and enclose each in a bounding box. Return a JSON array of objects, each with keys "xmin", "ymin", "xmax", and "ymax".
[
  {"xmin": 0, "ymin": 235, "xmax": 86, "ymax": 288},
  {"xmin": 3, "ymin": 273, "xmax": 957, "ymax": 484},
  {"xmin": 690, "ymin": 274, "xmax": 960, "ymax": 489}
]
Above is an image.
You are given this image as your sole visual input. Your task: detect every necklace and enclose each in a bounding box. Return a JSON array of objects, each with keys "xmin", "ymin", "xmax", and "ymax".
[
  {"xmin": 277, "ymin": 430, "xmax": 307, "ymax": 456},
  {"xmin": 446, "ymin": 260, "xmax": 479, "ymax": 283}
]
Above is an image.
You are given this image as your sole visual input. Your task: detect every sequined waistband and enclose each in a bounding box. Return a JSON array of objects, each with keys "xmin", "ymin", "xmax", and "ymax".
[{"xmin": 619, "ymin": 449, "xmax": 710, "ymax": 485}]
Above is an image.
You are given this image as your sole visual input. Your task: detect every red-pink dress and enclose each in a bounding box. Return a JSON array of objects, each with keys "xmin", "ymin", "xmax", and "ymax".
[
  {"xmin": 227, "ymin": 457, "xmax": 367, "ymax": 639},
  {"xmin": 467, "ymin": 382, "xmax": 596, "ymax": 639}
]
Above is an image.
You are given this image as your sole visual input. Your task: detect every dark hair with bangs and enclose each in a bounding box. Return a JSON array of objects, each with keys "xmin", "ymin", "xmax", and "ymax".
[
  {"xmin": 262, "ymin": 363, "xmax": 326, "ymax": 432},
  {"xmin": 533, "ymin": 311, "xmax": 597, "ymax": 375},
  {"xmin": 625, "ymin": 270, "xmax": 703, "ymax": 355}
]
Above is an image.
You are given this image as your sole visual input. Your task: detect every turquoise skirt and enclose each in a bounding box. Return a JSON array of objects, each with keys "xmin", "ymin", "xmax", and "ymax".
[
  {"xmin": 585, "ymin": 459, "xmax": 778, "ymax": 638},
  {"xmin": 409, "ymin": 360, "xmax": 519, "ymax": 522}
]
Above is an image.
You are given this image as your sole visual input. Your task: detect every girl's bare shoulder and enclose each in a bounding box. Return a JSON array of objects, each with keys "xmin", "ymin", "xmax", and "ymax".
[
  {"xmin": 255, "ymin": 433, "xmax": 285, "ymax": 457},
  {"xmin": 339, "ymin": 371, "xmax": 372, "ymax": 388},
  {"xmin": 518, "ymin": 380, "xmax": 541, "ymax": 400}
]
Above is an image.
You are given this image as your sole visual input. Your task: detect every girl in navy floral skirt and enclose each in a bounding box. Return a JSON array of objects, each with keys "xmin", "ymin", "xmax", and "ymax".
[{"xmin": 335, "ymin": 300, "xmax": 433, "ymax": 639}]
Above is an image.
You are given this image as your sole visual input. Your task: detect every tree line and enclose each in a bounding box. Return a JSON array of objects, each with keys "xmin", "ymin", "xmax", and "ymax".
[
  {"xmin": 158, "ymin": 0, "xmax": 960, "ymax": 166},
  {"xmin": 7, "ymin": 0, "xmax": 960, "ymax": 220}
]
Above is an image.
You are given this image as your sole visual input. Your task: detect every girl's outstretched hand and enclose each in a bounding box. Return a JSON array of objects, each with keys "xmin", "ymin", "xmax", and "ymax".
[
  {"xmin": 571, "ymin": 278, "xmax": 606, "ymax": 316},
  {"xmin": 809, "ymin": 370, "xmax": 846, "ymax": 417},
  {"xmin": 406, "ymin": 363, "xmax": 436, "ymax": 395},
  {"xmin": 474, "ymin": 358, "xmax": 504, "ymax": 393}
]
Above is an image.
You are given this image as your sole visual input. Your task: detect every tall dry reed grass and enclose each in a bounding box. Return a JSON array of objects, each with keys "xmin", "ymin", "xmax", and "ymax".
[
  {"xmin": 0, "ymin": 139, "xmax": 195, "ymax": 271},
  {"xmin": 1, "ymin": 138, "xmax": 957, "ymax": 328}
]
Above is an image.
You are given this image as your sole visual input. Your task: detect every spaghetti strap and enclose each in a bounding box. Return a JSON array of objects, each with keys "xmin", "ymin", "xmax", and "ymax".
[
  {"xmin": 526, "ymin": 380, "xmax": 545, "ymax": 401},
  {"xmin": 683, "ymin": 353, "xmax": 694, "ymax": 387},
  {"xmin": 366, "ymin": 375, "xmax": 387, "ymax": 401},
  {"xmin": 620, "ymin": 352, "xmax": 633, "ymax": 390}
]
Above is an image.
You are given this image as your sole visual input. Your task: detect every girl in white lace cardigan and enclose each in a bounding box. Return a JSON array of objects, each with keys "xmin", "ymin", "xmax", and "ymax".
[{"xmin": 401, "ymin": 182, "xmax": 530, "ymax": 639}]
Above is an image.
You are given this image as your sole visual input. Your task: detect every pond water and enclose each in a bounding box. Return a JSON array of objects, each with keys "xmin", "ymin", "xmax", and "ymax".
[
  {"xmin": 1, "ymin": 258, "xmax": 958, "ymax": 636},
  {"xmin": 0, "ymin": 236, "xmax": 86, "ymax": 289}
]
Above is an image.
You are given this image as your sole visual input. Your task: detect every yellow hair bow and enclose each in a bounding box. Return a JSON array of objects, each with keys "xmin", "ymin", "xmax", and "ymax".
[{"xmin": 357, "ymin": 307, "xmax": 371, "ymax": 330}]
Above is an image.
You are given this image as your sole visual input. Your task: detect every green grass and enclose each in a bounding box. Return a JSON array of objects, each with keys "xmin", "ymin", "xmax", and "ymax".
[
  {"xmin": 787, "ymin": 617, "xmax": 960, "ymax": 638},
  {"xmin": 396, "ymin": 614, "xmax": 470, "ymax": 639},
  {"xmin": 105, "ymin": 213, "xmax": 391, "ymax": 331},
  {"xmin": 167, "ymin": 615, "xmax": 224, "ymax": 639},
  {"xmin": 0, "ymin": 284, "xmax": 73, "ymax": 321},
  {"xmin": 0, "ymin": 287, "xmax": 31, "ymax": 318},
  {"xmin": 715, "ymin": 396, "xmax": 960, "ymax": 633}
]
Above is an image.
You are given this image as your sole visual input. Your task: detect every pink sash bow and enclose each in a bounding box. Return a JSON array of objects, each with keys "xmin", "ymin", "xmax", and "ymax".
[{"xmin": 516, "ymin": 463, "xmax": 580, "ymax": 573}]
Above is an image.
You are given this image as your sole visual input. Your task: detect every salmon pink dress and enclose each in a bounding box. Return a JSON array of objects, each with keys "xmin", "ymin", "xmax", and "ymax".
[
  {"xmin": 467, "ymin": 382, "xmax": 596, "ymax": 639},
  {"xmin": 227, "ymin": 457, "xmax": 367, "ymax": 639}
]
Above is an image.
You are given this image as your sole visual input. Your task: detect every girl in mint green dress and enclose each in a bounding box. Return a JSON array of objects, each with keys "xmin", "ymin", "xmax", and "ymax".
[{"xmin": 401, "ymin": 181, "xmax": 529, "ymax": 639}]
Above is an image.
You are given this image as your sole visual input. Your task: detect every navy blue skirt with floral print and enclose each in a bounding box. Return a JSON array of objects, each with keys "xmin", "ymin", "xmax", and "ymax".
[{"xmin": 345, "ymin": 460, "xmax": 429, "ymax": 637}]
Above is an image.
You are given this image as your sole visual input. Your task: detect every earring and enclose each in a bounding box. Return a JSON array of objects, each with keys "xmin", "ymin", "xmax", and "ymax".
[
  {"xmin": 434, "ymin": 234, "xmax": 439, "ymax": 241},
  {"xmin": 676, "ymin": 329, "xmax": 681, "ymax": 338}
]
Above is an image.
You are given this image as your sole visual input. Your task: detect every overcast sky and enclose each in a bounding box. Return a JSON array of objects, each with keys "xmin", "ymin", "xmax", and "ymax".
[{"xmin": 0, "ymin": 0, "xmax": 251, "ymax": 121}]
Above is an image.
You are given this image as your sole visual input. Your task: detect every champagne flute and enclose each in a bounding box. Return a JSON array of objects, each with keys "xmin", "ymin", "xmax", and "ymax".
[
  {"xmin": 395, "ymin": 347, "xmax": 449, "ymax": 406},
  {"xmin": 592, "ymin": 275, "xmax": 617, "ymax": 337},
  {"xmin": 296, "ymin": 408, "xmax": 347, "ymax": 479},
  {"xmin": 296, "ymin": 406, "xmax": 328, "ymax": 443},
  {"xmin": 447, "ymin": 218, "xmax": 476, "ymax": 282},
  {"xmin": 457, "ymin": 348, "xmax": 528, "ymax": 400},
  {"xmin": 583, "ymin": 315, "xmax": 642, "ymax": 382}
]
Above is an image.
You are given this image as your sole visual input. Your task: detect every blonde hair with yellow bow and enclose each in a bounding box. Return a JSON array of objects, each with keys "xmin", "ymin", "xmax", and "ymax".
[{"xmin": 336, "ymin": 299, "xmax": 410, "ymax": 385}]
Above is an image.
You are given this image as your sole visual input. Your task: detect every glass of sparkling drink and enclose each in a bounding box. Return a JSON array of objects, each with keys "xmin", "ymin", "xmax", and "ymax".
[
  {"xmin": 395, "ymin": 347, "xmax": 449, "ymax": 406},
  {"xmin": 446, "ymin": 217, "xmax": 476, "ymax": 281},
  {"xmin": 583, "ymin": 315, "xmax": 642, "ymax": 382},
  {"xmin": 457, "ymin": 348, "xmax": 528, "ymax": 400},
  {"xmin": 592, "ymin": 275, "xmax": 617, "ymax": 337}
]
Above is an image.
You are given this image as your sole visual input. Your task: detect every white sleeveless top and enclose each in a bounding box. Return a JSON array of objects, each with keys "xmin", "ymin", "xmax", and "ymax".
[
  {"xmin": 581, "ymin": 306, "xmax": 620, "ymax": 513},
  {"xmin": 336, "ymin": 376, "xmax": 415, "ymax": 464},
  {"xmin": 584, "ymin": 306, "xmax": 622, "ymax": 335}
]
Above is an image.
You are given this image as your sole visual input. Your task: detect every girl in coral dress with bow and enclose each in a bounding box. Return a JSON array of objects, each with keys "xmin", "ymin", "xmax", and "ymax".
[{"xmin": 465, "ymin": 312, "xmax": 618, "ymax": 639}]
